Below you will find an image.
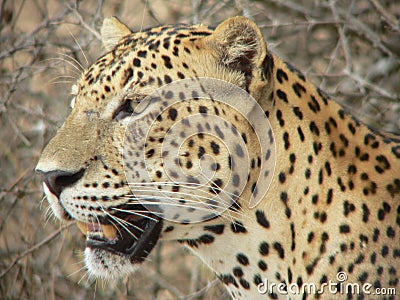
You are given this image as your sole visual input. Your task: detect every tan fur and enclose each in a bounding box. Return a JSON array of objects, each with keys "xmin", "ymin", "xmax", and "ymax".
[{"xmin": 36, "ymin": 17, "xmax": 400, "ymax": 299}]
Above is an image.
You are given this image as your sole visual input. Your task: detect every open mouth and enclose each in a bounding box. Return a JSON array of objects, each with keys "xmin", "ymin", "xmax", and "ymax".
[{"xmin": 76, "ymin": 205, "xmax": 162, "ymax": 263}]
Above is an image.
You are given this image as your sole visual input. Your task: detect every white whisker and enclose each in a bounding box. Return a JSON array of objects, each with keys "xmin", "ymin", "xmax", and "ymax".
[
  {"xmin": 110, "ymin": 208, "xmax": 159, "ymax": 222},
  {"xmin": 56, "ymin": 52, "xmax": 85, "ymax": 72},
  {"xmin": 67, "ymin": 28, "xmax": 89, "ymax": 67},
  {"xmin": 98, "ymin": 205, "xmax": 141, "ymax": 239}
]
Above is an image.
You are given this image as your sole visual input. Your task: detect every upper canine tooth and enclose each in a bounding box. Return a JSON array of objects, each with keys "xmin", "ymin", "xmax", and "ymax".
[
  {"xmin": 101, "ymin": 224, "xmax": 118, "ymax": 240},
  {"xmin": 76, "ymin": 221, "xmax": 88, "ymax": 235}
]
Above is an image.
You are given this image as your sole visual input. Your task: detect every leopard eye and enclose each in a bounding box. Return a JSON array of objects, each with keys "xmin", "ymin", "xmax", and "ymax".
[{"xmin": 113, "ymin": 99, "xmax": 139, "ymax": 120}]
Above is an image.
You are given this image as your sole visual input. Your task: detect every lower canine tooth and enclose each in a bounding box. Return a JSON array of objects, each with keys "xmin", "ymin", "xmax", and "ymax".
[
  {"xmin": 102, "ymin": 224, "xmax": 117, "ymax": 240},
  {"xmin": 76, "ymin": 221, "xmax": 88, "ymax": 235}
]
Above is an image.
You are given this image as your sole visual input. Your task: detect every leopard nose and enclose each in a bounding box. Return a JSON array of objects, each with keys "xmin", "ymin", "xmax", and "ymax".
[{"xmin": 35, "ymin": 168, "xmax": 85, "ymax": 198}]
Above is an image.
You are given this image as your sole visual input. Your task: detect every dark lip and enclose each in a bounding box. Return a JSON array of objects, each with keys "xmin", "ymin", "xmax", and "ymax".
[{"xmin": 86, "ymin": 205, "xmax": 163, "ymax": 263}]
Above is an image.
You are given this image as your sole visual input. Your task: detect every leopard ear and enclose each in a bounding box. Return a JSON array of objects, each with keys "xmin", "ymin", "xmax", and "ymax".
[
  {"xmin": 101, "ymin": 17, "xmax": 132, "ymax": 51},
  {"xmin": 206, "ymin": 16, "xmax": 267, "ymax": 79}
]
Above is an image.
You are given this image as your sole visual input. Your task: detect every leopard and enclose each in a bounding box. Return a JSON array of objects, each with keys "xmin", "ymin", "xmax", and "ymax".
[{"xmin": 36, "ymin": 16, "xmax": 399, "ymax": 299}]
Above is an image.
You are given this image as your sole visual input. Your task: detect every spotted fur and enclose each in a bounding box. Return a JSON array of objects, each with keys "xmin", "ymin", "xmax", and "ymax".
[{"xmin": 36, "ymin": 17, "xmax": 399, "ymax": 299}]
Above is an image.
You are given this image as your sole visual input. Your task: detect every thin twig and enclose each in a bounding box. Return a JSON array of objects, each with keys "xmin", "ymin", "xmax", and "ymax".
[{"xmin": 0, "ymin": 223, "xmax": 73, "ymax": 279}]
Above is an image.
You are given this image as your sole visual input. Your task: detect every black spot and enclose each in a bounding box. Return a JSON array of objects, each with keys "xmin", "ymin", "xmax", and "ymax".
[
  {"xmin": 276, "ymin": 68, "xmax": 288, "ymax": 83},
  {"xmin": 307, "ymin": 232, "xmax": 315, "ymax": 243},
  {"xmin": 289, "ymin": 153, "xmax": 296, "ymax": 164},
  {"xmin": 283, "ymin": 132, "xmax": 290, "ymax": 150},
  {"xmin": 293, "ymin": 107, "xmax": 303, "ymax": 120},
  {"xmin": 276, "ymin": 89, "xmax": 288, "ymax": 103},
  {"xmin": 137, "ymin": 50, "xmax": 147, "ymax": 58},
  {"xmin": 370, "ymin": 252, "xmax": 376, "ymax": 264},
  {"xmin": 358, "ymin": 272, "xmax": 368, "ymax": 284},
  {"xmin": 168, "ymin": 108, "xmax": 178, "ymax": 121},
  {"xmin": 164, "ymin": 74, "xmax": 172, "ymax": 83},
  {"xmin": 204, "ymin": 224, "xmax": 225, "ymax": 234},
  {"xmin": 293, "ymin": 83, "xmax": 306, "ymax": 97},
  {"xmin": 309, "ymin": 121, "xmax": 320, "ymax": 136},
  {"xmin": 318, "ymin": 169, "xmax": 324, "ymax": 184},
  {"xmin": 164, "ymin": 225, "xmax": 174, "ymax": 232},
  {"xmin": 239, "ymin": 278, "xmax": 250, "ymax": 289},
  {"xmin": 326, "ymin": 189, "xmax": 333, "ymax": 204},
  {"xmin": 161, "ymin": 55, "xmax": 173, "ymax": 69},
  {"xmin": 338, "ymin": 109, "xmax": 345, "ymax": 119},
  {"xmin": 306, "ymin": 258, "xmax": 319, "ymax": 275},
  {"xmin": 259, "ymin": 242, "xmax": 270, "ymax": 256},
  {"xmin": 233, "ymin": 267, "xmax": 244, "ymax": 277},
  {"xmin": 303, "ymin": 186, "xmax": 310, "ymax": 195},
  {"xmin": 210, "ymin": 141, "xmax": 220, "ymax": 155},
  {"xmin": 381, "ymin": 245, "xmax": 389, "ymax": 257},
  {"xmin": 386, "ymin": 226, "xmax": 395, "ymax": 238},
  {"xmin": 378, "ymin": 209, "xmax": 385, "ymax": 220},
  {"xmin": 237, "ymin": 253, "xmax": 249, "ymax": 265},
  {"xmin": 256, "ymin": 210, "xmax": 270, "ymax": 228},
  {"xmin": 290, "ymin": 223, "xmax": 296, "ymax": 250},
  {"xmin": 231, "ymin": 221, "xmax": 247, "ymax": 233},
  {"xmin": 393, "ymin": 249, "xmax": 400, "ymax": 258},
  {"xmin": 297, "ymin": 126, "xmax": 305, "ymax": 141},
  {"xmin": 254, "ymin": 274, "xmax": 263, "ymax": 286},
  {"xmin": 273, "ymin": 242, "xmax": 285, "ymax": 259},
  {"xmin": 392, "ymin": 145, "xmax": 400, "ymax": 158},
  {"xmin": 198, "ymin": 234, "xmax": 214, "ymax": 244},
  {"xmin": 219, "ymin": 274, "xmax": 238, "ymax": 287},
  {"xmin": 348, "ymin": 123, "xmax": 356, "ymax": 134},
  {"xmin": 343, "ymin": 201, "xmax": 355, "ymax": 216},
  {"xmin": 313, "ymin": 142, "xmax": 322, "ymax": 155},
  {"xmin": 197, "ymin": 146, "xmax": 205, "ymax": 159},
  {"xmin": 133, "ymin": 58, "xmax": 141, "ymax": 67},
  {"xmin": 337, "ymin": 177, "xmax": 346, "ymax": 191},
  {"xmin": 308, "ymin": 95, "xmax": 321, "ymax": 113},
  {"xmin": 280, "ymin": 191, "xmax": 288, "ymax": 203},
  {"xmin": 339, "ymin": 224, "xmax": 350, "ymax": 233},
  {"xmin": 258, "ymin": 260, "xmax": 267, "ymax": 271},
  {"xmin": 199, "ymin": 105, "xmax": 208, "ymax": 114},
  {"xmin": 278, "ymin": 172, "xmax": 286, "ymax": 184},
  {"xmin": 372, "ymin": 228, "xmax": 380, "ymax": 242}
]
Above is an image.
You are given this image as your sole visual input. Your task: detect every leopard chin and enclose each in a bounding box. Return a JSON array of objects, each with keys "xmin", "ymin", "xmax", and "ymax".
[
  {"xmin": 77, "ymin": 213, "xmax": 163, "ymax": 279},
  {"xmin": 84, "ymin": 248, "xmax": 139, "ymax": 280}
]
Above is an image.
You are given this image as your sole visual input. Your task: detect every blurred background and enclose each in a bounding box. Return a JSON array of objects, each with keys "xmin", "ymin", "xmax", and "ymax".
[{"xmin": 0, "ymin": 0, "xmax": 399, "ymax": 299}]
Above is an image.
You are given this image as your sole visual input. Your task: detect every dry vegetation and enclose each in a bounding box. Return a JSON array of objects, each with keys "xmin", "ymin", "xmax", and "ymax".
[{"xmin": 0, "ymin": 0, "xmax": 399, "ymax": 299}]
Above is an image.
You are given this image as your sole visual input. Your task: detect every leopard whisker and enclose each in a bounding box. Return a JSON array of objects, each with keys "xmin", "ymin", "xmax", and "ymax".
[
  {"xmin": 128, "ymin": 181, "xmax": 247, "ymax": 202},
  {"xmin": 124, "ymin": 195, "xmax": 228, "ymax": 211},
  {"xmin": 110, "ymin": 208, "xmax": 159, "ymax": 223},
  {"xmin": 67, "ymin": 28, "xmax": 89, "ymax": 67},
  {"xmin": 99, "ymin": 206, "xmax": 144, "ymax": 238},
  {"xmin": 56, "ymin": 52, "xmax": 86, "ymax": 72},
  {"xmin": 42, "ymin": 57, "xmax": 82, "ymax": 77}
]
